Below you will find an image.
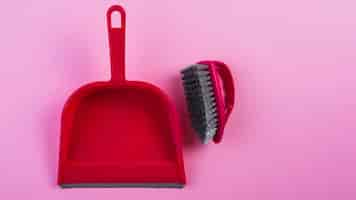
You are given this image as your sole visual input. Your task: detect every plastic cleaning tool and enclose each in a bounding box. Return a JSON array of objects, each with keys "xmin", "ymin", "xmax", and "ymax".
[
  {"xmin": 58, "ymin": 5, "xmax": 186, "ymax": 188},
  {"xmin": 181, "ymin": 61, "xmax": 235, "ymax": 144}
]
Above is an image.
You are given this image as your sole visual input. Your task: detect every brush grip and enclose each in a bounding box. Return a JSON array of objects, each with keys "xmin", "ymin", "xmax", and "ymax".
[
  {"xmin": 107, "ymin": 5, "xmax": 126, "ymax": 82},
  {"xmin": 214, "ymin": 61, "xmax": 235, "ymax": 119},
  {"xmin": 198, "ymin": 60, "xmax": 235, "ymax": 143}
]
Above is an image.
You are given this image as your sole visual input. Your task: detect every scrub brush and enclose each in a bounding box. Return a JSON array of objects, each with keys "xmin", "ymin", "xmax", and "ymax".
[{"xmin": 181, "ymin": 61, "xmax": 235, "ymax": 144}]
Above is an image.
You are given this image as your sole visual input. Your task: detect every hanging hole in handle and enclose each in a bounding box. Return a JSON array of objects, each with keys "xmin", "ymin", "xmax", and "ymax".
[
  {"xmin": 111, "ymin": 11, "xmax": 122, "ymax": 28},
  {"xmin": 107, "ymin": 5, "xmax": 126, "ymax": 30}
]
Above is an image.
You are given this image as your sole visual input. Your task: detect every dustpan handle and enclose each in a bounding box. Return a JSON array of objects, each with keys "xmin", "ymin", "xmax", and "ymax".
[{"xmin": 107, "ymin": 5, "xmax": 126, "ymax": 82}]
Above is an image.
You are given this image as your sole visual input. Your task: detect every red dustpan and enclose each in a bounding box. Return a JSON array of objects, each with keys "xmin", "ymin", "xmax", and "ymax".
[{"xmin": 57, "ymin": 5, "xmax": 186, "ymax": 188}]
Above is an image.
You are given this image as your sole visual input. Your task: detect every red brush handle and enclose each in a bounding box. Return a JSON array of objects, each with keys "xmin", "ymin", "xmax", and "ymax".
[
  {"xmin": 107, "ymin": 5, "xmax": 126, "ymax": 82},
  {"xmin": 198, "ymin": 60, "xmax": 235, "ymax": 143},
  {"xmin": 214, "ymin": 61, "xmax": 235, "ymax": 120},
  {"xmin": 207, "ymin": 61, "xmax": 235, "ymax": 143}
]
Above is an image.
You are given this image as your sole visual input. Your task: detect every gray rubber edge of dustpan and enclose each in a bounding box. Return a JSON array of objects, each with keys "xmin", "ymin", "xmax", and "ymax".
[{"xmin": 60, "ymin": 183, "xmax": 184, "ymax": 188}]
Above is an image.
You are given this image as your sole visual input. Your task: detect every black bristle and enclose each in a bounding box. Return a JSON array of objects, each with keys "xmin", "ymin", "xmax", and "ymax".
[{"xmin": 181, "ymin": 64, "xmax": 219, "ymax": 144}]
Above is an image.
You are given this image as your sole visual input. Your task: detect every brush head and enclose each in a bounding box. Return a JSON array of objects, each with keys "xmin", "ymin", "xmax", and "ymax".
[{"xmin": 181, "ymin": 64, "xmax": 218, "ymax": 144}]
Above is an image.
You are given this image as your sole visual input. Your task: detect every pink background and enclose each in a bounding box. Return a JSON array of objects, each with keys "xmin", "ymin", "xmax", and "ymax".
[{"xmin": 1, "ymin": 0, "xmax": 356, "ymax": 199}]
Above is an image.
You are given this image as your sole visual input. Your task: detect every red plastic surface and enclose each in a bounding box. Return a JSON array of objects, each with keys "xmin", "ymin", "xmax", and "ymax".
[
  {"xmin": 198, "ymin": 61, "xmax": 235, "ymax": 144},
  {"xmin": 57, "ymin": 5, "xmax": 185, "ymax": 186}
]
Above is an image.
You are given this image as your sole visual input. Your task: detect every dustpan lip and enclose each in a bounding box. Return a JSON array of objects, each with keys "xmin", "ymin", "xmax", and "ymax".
[{"xmin": 59, "ymin": 183, "xmax": 185, "ymax": 189}]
